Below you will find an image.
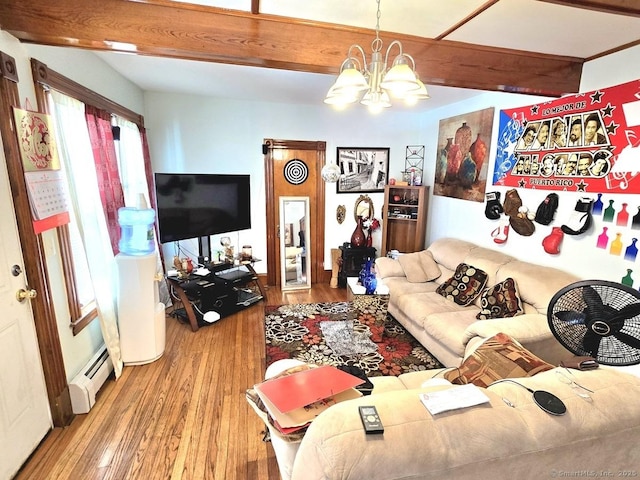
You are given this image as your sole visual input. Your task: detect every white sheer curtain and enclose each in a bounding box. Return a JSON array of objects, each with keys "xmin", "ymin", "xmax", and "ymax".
[
  {"xmin": 115, "ymin": 117, "xmax": 150, "ymax": 208},
  {"xmin": 50, "ymin": 91, "xmax": 123, "ymax": 379},
  {"xmin": 115, "ymin": 117, "xmax": 170, "ymax": 305}
]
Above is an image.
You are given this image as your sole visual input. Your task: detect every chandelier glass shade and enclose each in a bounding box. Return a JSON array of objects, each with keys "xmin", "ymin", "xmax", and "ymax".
[{"xmin": 324, "ymin": 1, "xmax": 428, "ymax": 112}]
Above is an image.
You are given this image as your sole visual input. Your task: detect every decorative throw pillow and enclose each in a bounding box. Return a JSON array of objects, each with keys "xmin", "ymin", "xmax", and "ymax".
[
  {"xmin": 398, "ymin": 251, "xmax": 441, "ymax": 283},
  {"xmin": 436, "ymin": 263, "xmax": 488, "ymax": 306},
  {"xmin": 444, "ymin": 333, "xmax": 554, "ymax": 388},
  {"xmin": 476, "ymin": 277, "xmax": 524, "ymax": 320}
]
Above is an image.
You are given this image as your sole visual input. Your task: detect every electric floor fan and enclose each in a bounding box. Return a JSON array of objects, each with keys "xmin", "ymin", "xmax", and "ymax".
[{"xmin": 547, "ymin": 280, "xmax": 640, "ymax": 366}]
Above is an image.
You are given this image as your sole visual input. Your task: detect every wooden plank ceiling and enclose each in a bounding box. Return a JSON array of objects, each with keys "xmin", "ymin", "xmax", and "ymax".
[{"xmin": 0, "ymin": 0, "xmax": 638, "ymax": 97}]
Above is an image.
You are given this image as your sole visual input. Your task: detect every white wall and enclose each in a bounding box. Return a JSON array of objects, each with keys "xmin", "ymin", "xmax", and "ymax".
[
  {"xmin": 143, "ymin": 92, "xmax": 427, "ymax": 271},
  {"xmin": 145, "ymin": 88, "xmax": 591, "ymax": 279},
  {"xmin": 426, "ymin": 45, "xmax": 640, "ymax": 285},
  {"xmin": 26, "ymin": 45, "xmax": 145, "ymax": 115}
]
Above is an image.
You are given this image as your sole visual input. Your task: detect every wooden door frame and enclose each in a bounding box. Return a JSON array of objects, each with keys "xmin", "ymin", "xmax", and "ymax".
[
  {"xmin": 0, "ymin": 51, "xmax": 73, "ymax": 426},
  {"xmin": 264, "ymin": 139, "xmax": 326, "ymax": 287}
]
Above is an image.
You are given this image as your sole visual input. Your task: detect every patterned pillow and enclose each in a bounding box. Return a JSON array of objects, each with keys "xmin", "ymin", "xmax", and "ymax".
[
  {"xmin": 444, "ymin": 333, "xmax": 554, "ymax": 388},
  {"xmin": 436, "ymin": 263, "xmax": 488, "ymax": 306},
  {"xmin": 476, "ymin": 277, "xmax": 524, "ymax": 320}
]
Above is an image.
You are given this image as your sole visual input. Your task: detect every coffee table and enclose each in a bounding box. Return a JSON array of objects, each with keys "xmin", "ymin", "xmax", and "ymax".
[{"xmin": 346, "ymin": 276, "xmax": 389, "ymax": 301}]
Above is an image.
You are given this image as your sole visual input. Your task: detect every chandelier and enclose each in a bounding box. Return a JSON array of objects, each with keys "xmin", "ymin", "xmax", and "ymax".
[{"xmin": 323, "ymin": 0, "xmax": 429, "ymax": 113}]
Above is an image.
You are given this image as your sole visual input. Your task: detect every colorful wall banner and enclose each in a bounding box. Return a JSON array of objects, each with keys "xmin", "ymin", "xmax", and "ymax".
[{"xmin": 492, "ymin": 79, "xmax": 640, "ymax": 193}]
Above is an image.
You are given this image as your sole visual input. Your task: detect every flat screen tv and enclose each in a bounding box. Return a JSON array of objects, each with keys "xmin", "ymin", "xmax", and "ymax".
[{"xmin": 155, "ymin": 173, "xmax": 251, "ymax": 244}]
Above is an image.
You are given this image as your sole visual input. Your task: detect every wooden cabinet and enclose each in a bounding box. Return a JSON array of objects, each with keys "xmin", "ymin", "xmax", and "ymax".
[
  {"xmin": 381, "ymin": 185, "xmax": 428, "ymax": 255},
  {"xmin": 338, "ymin": 245, "xmax": 376, "ymax": 288}
]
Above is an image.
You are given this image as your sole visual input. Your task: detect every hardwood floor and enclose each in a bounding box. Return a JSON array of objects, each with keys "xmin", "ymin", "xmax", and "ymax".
[{"xmin": 17, "ymin": 283, "xmax": 347, "ymax": 480}]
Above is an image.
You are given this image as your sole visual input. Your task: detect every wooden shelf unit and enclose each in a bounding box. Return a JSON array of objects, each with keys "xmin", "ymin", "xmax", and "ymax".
[{"xmin": 381, "ymin": 185, "xmax": 428, "ymax": 256}]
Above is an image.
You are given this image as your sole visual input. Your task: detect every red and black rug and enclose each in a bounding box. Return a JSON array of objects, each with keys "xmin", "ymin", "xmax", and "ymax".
[{"xmin": 264, "ymin": 299, "xmax": 443, "ymax": 377}]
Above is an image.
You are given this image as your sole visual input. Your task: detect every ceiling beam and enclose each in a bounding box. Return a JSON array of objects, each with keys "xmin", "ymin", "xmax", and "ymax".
[
  {"xmin": 0, "ymin": 0, "xmax": 583, "ymax": 96},
  {"xmin": 538, "ymin": 0, "xmax": 640, "ymax": 17},
  {"xmin": 435, "ymin": 0, "xmax": 499, "ymax": 40}
]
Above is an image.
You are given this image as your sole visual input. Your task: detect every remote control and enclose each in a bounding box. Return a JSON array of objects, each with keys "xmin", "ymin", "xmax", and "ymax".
[{"xmin": 358, "ymin": 405, "xmax": 384, "ymax": 434}]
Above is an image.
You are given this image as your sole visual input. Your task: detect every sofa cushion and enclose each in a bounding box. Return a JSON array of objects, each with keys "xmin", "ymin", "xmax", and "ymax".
[
  {"xmin": 374, "ymin": 257, "xmax": 405, "ymax": 279},
  {"xmin": 444, "ymin": 333, "xmax": 554, "ymax": 387},
  {"xmin": 383, "ymin": 277, "xmax": 438, "ymax": 300},
  {"xmin": 398, "ymin": 251, "xmax": 441, "ymax": 283},
  {"xmin": 476, "ymin": 277, "xmax": 524, "ymax": 320},
  {"xmin": 436, "ymin": 263, "xmax": 488, "ymax": 306},
  {"xmin": 395, "ymin": 291, "xmax": 469, "ymax": 323},
  {"xmin": 496, "ymin": 260, "xmax": 579, "ymax": 314},
  {"xmin": 462, "ymin": 247, "xmax": 515, "ymax": 294},
  {"xmin": 422, "ymin": 309, "xmax": 480, "ymax": 358},
  {"xmin": 427, "ymin": 237, "xmax": 477, "ymax": 272}
]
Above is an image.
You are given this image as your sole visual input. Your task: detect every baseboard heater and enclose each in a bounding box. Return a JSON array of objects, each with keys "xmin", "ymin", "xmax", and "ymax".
[{"xmin": 69, "ymin": 345, "xmax": 114, "ymax": 414}]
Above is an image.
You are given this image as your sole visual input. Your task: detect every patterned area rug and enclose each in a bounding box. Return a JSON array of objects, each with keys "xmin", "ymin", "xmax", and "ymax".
[{"xmin": 264, "ymin": 299, "xmax": 443, "ymax": 377}]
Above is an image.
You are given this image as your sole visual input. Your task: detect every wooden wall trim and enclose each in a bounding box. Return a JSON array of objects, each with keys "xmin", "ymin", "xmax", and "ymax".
[
  {"xmin": 31, "ymin": 59, "xmax": 144, "ymax": 127},
  {"xmin": 263, "ymin": 143, "xmax": 276, "ymax": 286},
  {"xmin": 539, "ymin": 0, "xmax": 640, "ymax": 17},
  {"xmin": 0, "ymin": 51, "xmax": 18, "ymax": 82},
  {"xmin": 0, "ymin": 0, "xmax": 583, "ymax": 96},
  {"xmin": 0, "ymin": 51, "xmax": 73, "ymax": 426},
  {"xmin": 313, "ymin": 145, "xmax": 326, "ymax": 284},
  {"xmin": 269, "ymin": 140, "xmax": 327, "ymax": 151}
]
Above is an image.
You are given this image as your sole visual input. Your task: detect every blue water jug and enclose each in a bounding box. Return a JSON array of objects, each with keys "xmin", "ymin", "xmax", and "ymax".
[{"xmin": 118, "ymin": 206, "xmax": 156, "ymax": 255}]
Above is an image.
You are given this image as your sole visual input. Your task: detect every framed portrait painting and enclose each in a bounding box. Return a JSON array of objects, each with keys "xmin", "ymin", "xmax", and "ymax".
[{"xmin": 336, "ymin": 147, "xmax": 389, "ymax": 193}]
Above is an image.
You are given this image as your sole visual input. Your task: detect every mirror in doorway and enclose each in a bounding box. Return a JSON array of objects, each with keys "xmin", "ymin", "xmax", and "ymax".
[{"xmin": 280, "ymin": 196, "xmax": 311, "ymax": 290}]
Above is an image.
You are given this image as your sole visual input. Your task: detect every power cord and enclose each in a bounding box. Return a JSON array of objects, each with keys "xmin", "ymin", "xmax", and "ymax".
[
  {"xmin": 488, "ymin": 378, "xmax": 534, "ymax": 393},
  {"xmin": 191, "ymin": 302, "xmax": 206, "ymax": 317},
  {"xmin": 171, "ymin": 240, "xmax": 200, "ymax": 266},
  {"xmin": 487, "ymin": 379, "xmax": 533, "ymax": 409},
  {"xmin": 488, "ymin": 379, "xmax": 567, "ymax": 415}
]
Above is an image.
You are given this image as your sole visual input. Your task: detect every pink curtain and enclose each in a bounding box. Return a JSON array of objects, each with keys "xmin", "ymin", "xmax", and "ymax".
[
  {"xmin": 139, "ymin": 125, "xmax": 165, "ymax": 268},
  {"xmin": 85, "ymin": 105, "xmax": 124, "ymax": 255}
]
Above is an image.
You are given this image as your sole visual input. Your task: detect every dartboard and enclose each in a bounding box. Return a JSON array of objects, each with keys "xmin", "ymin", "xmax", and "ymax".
[{"xmin": 283, "ymin": 159, "xmax": 308, "ymax": 185}]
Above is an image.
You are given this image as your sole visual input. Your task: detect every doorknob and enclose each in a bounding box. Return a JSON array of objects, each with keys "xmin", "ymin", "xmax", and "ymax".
[{"xmin": 16, "ymin": 288, "xmax": 37, "ymax": 302}]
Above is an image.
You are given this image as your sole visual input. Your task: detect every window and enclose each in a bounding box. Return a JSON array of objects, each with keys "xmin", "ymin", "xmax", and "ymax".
[
  {"xmin": 32, "ymin": 60, "xmax": 149, "ymax": 335},
  {"xmin": 58, "ymin": 218, "xmax": 97, "ymax": 333}
]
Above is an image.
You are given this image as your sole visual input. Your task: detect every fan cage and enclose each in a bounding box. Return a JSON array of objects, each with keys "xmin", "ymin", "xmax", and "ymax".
[{"xmin": 548, "ymin": 280, "xmax": 640, "ymax": 366}]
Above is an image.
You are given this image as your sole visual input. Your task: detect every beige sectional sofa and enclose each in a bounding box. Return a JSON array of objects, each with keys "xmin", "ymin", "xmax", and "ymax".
[
  {"xmin": 290, "ymin": 366, "xmax": 640, "ymax": 480},
  {"xmin": 374, "ymin": 237, "xmax": 581, "ymax": 366},
  {"xmin": 261, "ymin": 238, "xmax": 640, "ymax": 480}
]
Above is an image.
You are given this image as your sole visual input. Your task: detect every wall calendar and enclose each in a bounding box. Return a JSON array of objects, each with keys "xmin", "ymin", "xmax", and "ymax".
[{"xmin": 13, "ymin": 107, "xmax": 70, "ymax": 233}]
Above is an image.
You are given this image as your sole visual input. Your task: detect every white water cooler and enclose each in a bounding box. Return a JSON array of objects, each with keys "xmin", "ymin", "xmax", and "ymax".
[{"xmin": 116, "ymin": 253, "xmax": 166, "ymax": 365}]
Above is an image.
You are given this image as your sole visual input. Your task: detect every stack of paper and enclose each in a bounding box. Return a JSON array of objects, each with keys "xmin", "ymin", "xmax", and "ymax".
[
  {"xmin": 419, "ymin": 384, "xmax": 490, "ymax": 415},
  {"xmin": 255, "ymin": 365, "xmax": 364, "ymax": 433}
]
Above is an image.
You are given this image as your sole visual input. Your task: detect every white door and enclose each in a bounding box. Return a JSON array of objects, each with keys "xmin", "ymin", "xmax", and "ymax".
[{"xmin": 0, "ymin": 136, "xmax": 52, "ymax": 479}]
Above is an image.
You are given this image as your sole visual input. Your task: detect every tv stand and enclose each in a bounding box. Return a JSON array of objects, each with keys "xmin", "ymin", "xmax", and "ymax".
[{"xmin": 166, "ymin": 259, "xmax": 265, "ymax": 332}]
